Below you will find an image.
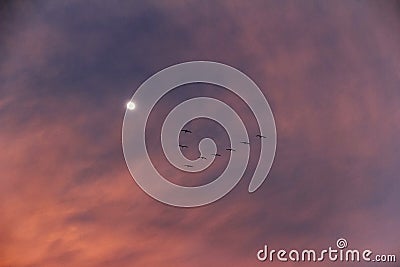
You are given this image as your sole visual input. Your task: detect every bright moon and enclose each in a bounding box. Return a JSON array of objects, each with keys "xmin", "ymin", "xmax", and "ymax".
[{"xmin": 127, "ymin": 101, "xmax": 136, "ymax": 110}]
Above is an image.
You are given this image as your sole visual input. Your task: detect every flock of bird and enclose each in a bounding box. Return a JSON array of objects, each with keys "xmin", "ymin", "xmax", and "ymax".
[{"xmin": 179, "ymin": 128, "xmax": 267, "ymax": 168}]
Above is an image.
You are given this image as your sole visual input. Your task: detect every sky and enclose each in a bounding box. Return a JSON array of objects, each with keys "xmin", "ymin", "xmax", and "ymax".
[{"xmin": 1, "ymin": 1, "xmax": 400, "ymax": 266}]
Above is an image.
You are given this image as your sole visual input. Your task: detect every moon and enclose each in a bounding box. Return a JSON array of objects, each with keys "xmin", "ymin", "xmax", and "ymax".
[{"xmin": 126, "ymin": 101, "xmax": 136, "ymax": 110}]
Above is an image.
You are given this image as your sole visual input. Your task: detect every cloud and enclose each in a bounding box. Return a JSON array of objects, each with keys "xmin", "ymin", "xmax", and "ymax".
[{"xmin": 1, "ymin": 1, "xmax": 399, "ymax": 266}]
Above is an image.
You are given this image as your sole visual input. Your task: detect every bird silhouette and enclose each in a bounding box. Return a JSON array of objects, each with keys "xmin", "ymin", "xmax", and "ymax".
[
  {"xmin": 199, "ymin": 156, "xmax": 207, "ymax": 160},
  {"xmin": 180, "ymin": 129, "xmax": 192, "ymax": 134},
  {"xmin": 211, "ymin": 153, "xmax": 222, "ymax": 157},
  {"xmin": 179, "ymin": 145, "xmax": 188, "ymax": 149},
  {"xmin": 226, "ymin": 148, "xmax": 236, "ymax": 152},
  {"xmin": 240, "ymin": 141, "xmax": 250, "ymax": 145},
  {"xmin": 256, "ymin": 134, "xmax": 267, "ymax": 138}
]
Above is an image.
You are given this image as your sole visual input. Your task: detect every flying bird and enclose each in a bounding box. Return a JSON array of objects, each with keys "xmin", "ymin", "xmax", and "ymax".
[
  {"xmin": 211, "ymin": 153, "xmax": 222, "ymax": 157},
  {"xmin": 179, "ymin": 145, "xmax": 188, "ymax": 149},
  {"xmin": 226, "ymin": 148, "xmax": 236, "ymax": 152},
  {"xmin": 240, "ymin": 141, "xmax": 250, "ymax": 145},
  {"xmin": 181, "ymin": 129, "xmax": 192, "ymax": 134},
  {"xmin": 199, "ymin": 156, "xmax": 207, "ymax": 160},
  {"xmin": 184, "ymin": 164, "xmax": 193, "ymax": 168},
  {"xmin": 256, "ymin": 134, "xmax": 267, "ymax": 138}
]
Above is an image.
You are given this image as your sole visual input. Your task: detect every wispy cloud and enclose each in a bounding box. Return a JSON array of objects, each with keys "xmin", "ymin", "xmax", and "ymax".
[{"xmin": 1, "ymin": 1, "xmax": 399, "ymax": 266}]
